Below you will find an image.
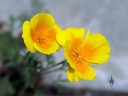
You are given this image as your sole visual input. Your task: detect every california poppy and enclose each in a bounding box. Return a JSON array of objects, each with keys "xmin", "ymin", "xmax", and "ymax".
[
  {"xmin": 57, "ymin": 28, "xmax": 110, "ymax": 82},
  {"xmin": 22, "ymin": 13, "xmax": 61, "ymax": 54}
]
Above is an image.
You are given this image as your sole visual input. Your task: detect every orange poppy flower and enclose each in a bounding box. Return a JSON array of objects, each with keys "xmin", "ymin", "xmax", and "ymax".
[
  {"xmin": 22, "ymin": 13, "xmax": 61, "ymax": 54},
  {"xmin": 57, "ymin": 28, "xmax": 110, "ymax": 82}
]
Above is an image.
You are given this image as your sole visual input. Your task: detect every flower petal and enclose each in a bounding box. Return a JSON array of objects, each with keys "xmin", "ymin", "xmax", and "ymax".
[
  {"xmin": 67, "ymin": 65, "xmax": 96, "ymax": 82},
  {"xmin": 84, "ymin": 29, "xmax": 91, "ymax": 41},
  {"xmin": 22, "ymin": 21, "xmax": 36, "ymax": 52},
  {"xmin": 56, "ymin": 28, "xmax": 85, "ymax": 46},
  {"xmin": 82, "ymin": 33, "xmax": 110, "ymax": 64},
  {"xmin": 56, "ymin": 30, "xmax": 67, "ymax": 46},
  {"xmin": 75, "ymin": 61, "xmax": 96, "ymax": 80},
  {"xmin": 33, "ymin": 24, "xmax": 61, "ymax": 54},
  {"xmin": 64, "ymin": 37, "xmax": 83, "ymax": 69},
  {"xmin": 66, "ymin": 66, "xmax": 81, "ymax": 82},
  {"xmin": 30, "ymin": 13, "xmax": 55, "ymax": 32},
  {"xmin": 82, "ymin": 65, "xmax": 96, "ymax": 80}
]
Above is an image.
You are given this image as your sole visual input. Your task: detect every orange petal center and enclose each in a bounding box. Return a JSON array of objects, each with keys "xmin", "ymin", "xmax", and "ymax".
[
  {"xmin": 68, "ymin": 38, "xmax": 89, "ymax": 73},
  {"xmin": 31, "ymin": 23, "xmax": 56, "ymax": 50}
]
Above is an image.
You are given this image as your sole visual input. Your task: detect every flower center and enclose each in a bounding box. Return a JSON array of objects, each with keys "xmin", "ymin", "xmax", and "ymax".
[
  {"xmin": 30, "ymin": 24, "xmax": 57, "ymax": 50},
  {"xmin": 68, "ymin": 38, "xmax": 89, "ymax": 73}
]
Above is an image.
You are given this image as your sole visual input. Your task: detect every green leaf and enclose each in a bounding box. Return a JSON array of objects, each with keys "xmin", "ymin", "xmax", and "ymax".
[
  {"xmin": 0, "ymin": 32, "xmax": 24, "ymax": 63},
  {"xmin": 0, "ymin": 77, "xmax": 15, "ymax": 96},
  {"xmin": 23, "ymin": 57, "xmax": 39, "ymax": 88},
  {"xmin": 34, "ymin": 90, "xmax": 45, "ymax": 96}
]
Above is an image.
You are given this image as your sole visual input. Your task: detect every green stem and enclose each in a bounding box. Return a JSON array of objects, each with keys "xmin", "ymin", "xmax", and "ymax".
[
  {"xmin": 42, "ymin": 67, "xmax": 63, "ymax": 75},
  {"xmin": 43, "ymin": 60, "xmax": 66, "ymax": 71},
  {"xmin": 23, "ymin": 51, "xmax": 30, "ymax": 60},
  {"xmin": 41, "ymin": 60, "xmax": 66, "ymax": 75}
]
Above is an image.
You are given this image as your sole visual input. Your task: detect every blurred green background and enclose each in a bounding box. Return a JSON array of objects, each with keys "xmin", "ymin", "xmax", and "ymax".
[{"xmin": 0, "ymin": 0, "xmax": 128, "ymax": 96}]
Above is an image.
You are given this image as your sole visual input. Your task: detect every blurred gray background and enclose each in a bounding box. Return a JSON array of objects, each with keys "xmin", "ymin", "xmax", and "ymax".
[{"xmin": 0, "ymin": 0, "xmax": 128, "ymax": 93}]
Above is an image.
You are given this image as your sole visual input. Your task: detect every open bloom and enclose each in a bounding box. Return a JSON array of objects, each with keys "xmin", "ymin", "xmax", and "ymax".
[
  {"xmin": 57, "ymin": 28, "xmax": 110, "ymax": 82},
  {"xmin": 22, "ymin": 13, "xmax": 61, "ymax": 54}
]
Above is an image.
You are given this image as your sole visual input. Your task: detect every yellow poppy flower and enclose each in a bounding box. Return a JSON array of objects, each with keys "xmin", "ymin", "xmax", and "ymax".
[
  {"xmin": 22, "ymin": 13, "xmax": 61, "ymax": 54},
  {"xmin": 57, "ymin": 28, "xmax": 110, "ymax": 82}
]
